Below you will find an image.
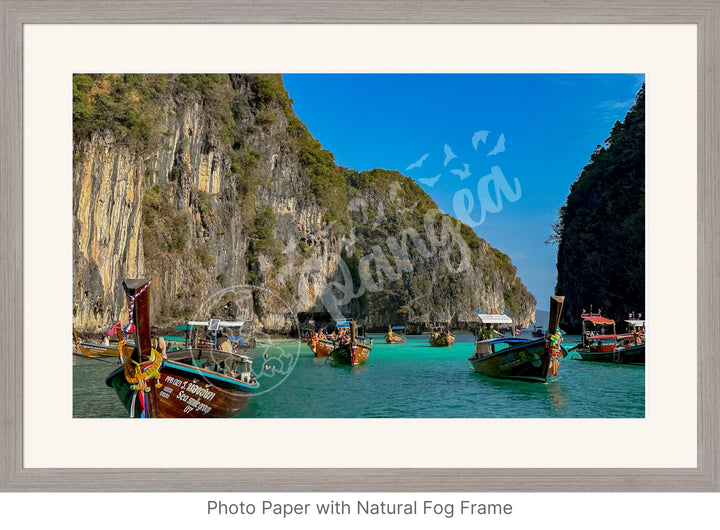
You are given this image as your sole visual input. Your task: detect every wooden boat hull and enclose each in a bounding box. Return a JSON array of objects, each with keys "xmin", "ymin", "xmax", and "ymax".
[
  {"xmin": 429, "ymin": 334, "xmax": 455, "ymax": 347},
  {"xmin": 469, "ymin": 338, "xmax": 553, "ymax": 382},
  {"xmin": 106, "ymin": 350, "xmax": 259, "ymax": 418},
  {"xmin": 330, "ymin": 343, "xmax": 371, "ymax": 366},
  {"xmin": 74, "ymin": 328, "xmax": 134, "ymax": 358},
  {"xmin": 385, "ymin": 333, "xmax": 407, "ymax": 344},
  {"xmin": 76, "ymin": 341, "xmax": 134, "ymax": 358},
  {"xmin": 576, "ymin": 343, "xmax": 645, "ymax": 365},
  {"xmin": 309, "ymin": 338, "xmax": 336, "ymax": 357}
]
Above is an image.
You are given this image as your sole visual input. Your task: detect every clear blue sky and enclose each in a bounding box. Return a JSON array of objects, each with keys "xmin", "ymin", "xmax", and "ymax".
[{"xmin": 283, "ymin": 74, "xmax": 644, "ymax": 311}]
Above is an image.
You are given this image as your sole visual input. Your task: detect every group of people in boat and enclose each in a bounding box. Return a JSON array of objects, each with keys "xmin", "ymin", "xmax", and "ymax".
[
  {"xmin": 310, "ymin": 326, "xmax": 354, "ymax": 345},
  {"xmin": 430, "ymin": 330, "xmax": 452, "ymax": 340}
]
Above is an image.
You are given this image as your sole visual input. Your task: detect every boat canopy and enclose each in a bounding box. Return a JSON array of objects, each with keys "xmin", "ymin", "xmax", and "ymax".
[
  {"xmin": 336, "ymin": 320, "xmax": 350, "ymax": 329},
  {"xmin": 392, "ymin": 326, "xmax": 405, "ymax": 330},
  {"xmin": 581, "ymin": 315, "xmax": 615, "ymax": 325},
  {"xmin": 477, "ymin": 314, "xmax": 513, "ymax": 325},
  {"xmin": 161, "ymin": 335, "xmax": 187, "ymax": 342},
  {"xmin": 626, "ymin": 319, "xmax": 645, "ymax": 327},
  {"xmin": 187, "ymin": 320, "xmax": 246, "ymax": 328}
]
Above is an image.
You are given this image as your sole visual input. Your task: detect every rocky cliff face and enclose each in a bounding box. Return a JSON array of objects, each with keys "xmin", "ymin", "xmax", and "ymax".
[
  {"xmin": 72, "ymin": 74, "xmax": 535, "ymax": 335},
  {"xmin": 554, "ymin": 85, "xmax": 645, "ymax": 332}
]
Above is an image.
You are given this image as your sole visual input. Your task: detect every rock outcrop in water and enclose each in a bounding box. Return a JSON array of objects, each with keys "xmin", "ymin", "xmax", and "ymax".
[{"xmin": 72, "ymin": 74, "xmax": 536, "ymax": 335}]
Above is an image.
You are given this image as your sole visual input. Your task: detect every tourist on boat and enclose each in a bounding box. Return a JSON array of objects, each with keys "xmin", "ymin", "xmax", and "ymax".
[
  {"xmin": 633, "ymin": 326, "xmax": 643, "ymax": 345},
  {"xmin": 154, "ymin": 336, "xmax": 167, "ymax": 359},
  {"xmin": 481, "ymin": 325, "xmax": 503, "ymax": 340},
  {"xmin": 217, "ymin": 331, "xmax": 232, "ymax": 353}
]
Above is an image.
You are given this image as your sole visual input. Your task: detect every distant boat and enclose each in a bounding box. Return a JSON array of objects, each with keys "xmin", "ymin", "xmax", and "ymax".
[
  {"xmin": 575, "ymin": 314, "xmax": 645, "ymax": 365},
  {"xmin": 384, "ymin": 325, "xmax": 407, "ymax": 344},
  {"xmin": 469, "ymin": 296, "xmax": 567, "ymax": 382},
  {"xmin": 313, "ymin": 320, "xmax": 372, "ymax": 366},
  {"xmin": 308, "ymin": 320, "xmax": 371, "ymax": 365},
  {"xmin": 105, "ymin": 279, "xmax": 259, "ymax": 418},
  {"xmin": 73, "ymin": 324, "xmax": 133, "ymax": 358},
  {"xmin": 531, "ymin": 325, "xmax": 544, "ymax": 337},
  {"xmin": 308, "ymin": 321, "xmax": 345, "ymax": 357},
  {"xmin": 428, "ymin": 325, "xmax": 455, "ymax": 347},
  {"xmin": 329, "ymin": 321, "xmax": 371, "ymax": 366},
  {"xmin": 300, "ymin": 320, "xmax": 316, "ymax": 343},
  {"xmin": 309, "ymin": 337, "xmax": 335, "ymax": 357}
]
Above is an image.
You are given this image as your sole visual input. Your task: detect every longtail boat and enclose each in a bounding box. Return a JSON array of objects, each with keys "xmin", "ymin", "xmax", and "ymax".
[
  {"xmin": 329, "ymin": 321, "xmax": 371, "ymax": 366},
  {"xmin": 309, "ymin": 335, "xmax": 336, "ymax": 357},
  {"xmin": 307, "ymin": 321, "xmax": 340, "ymax": 357},
  {"xmin": 575, "ymin": 315, "xmax": 645, "ymax": 365},
  {"xmin": 476, "ymin": 312, "xmax": 513, "ymax": 341},
  {"xmin": 307, "ymin": 320, "xmax": 349, "ymax": 357},
  {"xmin": 105, "ymin": 279, "xmax": 259, "ymax": 418},
  {"xmin": 384, "ymin": 325, "xmax": 407, "ymax": 344},
  {"xmin": 468, "ymin": 296, "xmax": 567, "ymax": 382},
  {"xmin": 428, "ymin": 325, "xmax": 455, "ymax": 347},
  {"xmin": 73, "ymin": 323, "xmax": 133, "ymax": 358}
]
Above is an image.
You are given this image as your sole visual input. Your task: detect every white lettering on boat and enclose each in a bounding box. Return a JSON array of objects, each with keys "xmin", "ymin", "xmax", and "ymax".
[
  {"xmin": 176, "ymin": 390, "xmax": 213, "ymax": 415},
  {"xmin": 185, "ymin": 382, "xmax": 216, "ymax": 401}
]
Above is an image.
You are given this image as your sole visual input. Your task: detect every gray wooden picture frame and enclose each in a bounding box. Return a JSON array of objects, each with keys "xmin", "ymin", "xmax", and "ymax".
[{"xmin": 1, "ymin": 0, "xmax": 718, "ymax": 492}]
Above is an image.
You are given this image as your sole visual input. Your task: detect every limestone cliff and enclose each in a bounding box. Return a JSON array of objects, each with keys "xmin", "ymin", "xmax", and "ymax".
[
  {"xmin": 72, "ymin": 74, "xmax": 535, "ymax": 335},
  {"xmin": 553, "ymin": 85, "xmax": 645, "ymax": 331}
]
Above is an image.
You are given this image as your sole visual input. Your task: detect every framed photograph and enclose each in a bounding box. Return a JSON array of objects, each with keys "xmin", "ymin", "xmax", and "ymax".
[{"xmin": 1, "ymin": 1, "xmax": 718, "ymax": 493}]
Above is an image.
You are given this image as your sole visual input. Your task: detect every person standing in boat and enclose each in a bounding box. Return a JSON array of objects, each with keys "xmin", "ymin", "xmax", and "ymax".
[
  {"xmin": 217, "ymin": 331, "xmax": 233, "ymax": 353},
  {"xmin": 481, "ymin": 324, "xmax": 503, "ymax": 340},
  {"xmin": 633, "ymin": 326, "xmax": 643, "ymax": 345},
  {"xmin": 154, "ymin": 336, "xmax": 167, "ymax": 359}
]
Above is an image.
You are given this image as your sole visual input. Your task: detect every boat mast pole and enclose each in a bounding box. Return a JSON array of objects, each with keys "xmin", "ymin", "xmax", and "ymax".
[
  {"xmin": 548, "ymin": 296, "xmax": 565, "ymax": 335},
  {"xmin": 122, "ymin": 278, "xmax": 158, "ymax": 417}
]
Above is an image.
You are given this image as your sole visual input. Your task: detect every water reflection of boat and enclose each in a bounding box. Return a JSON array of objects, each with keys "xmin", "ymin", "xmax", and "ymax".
[
  {"xmin": 105, "ymin": 279, "xmax": 259, "ymax": 418},
  {"xmin": 468, "ymin": 296, "xmax": 567, "ymax": 383}
]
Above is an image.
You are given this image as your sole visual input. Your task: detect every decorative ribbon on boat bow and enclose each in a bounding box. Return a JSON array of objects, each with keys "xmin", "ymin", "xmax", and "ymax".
[
  {"xmin": 350, "ymin": 341, "xmax": 357, "ymax": 365},
  {"xmin": 124, "ymin": 347, "xmax": 163, "ymax": 418},
  {"xmin": 545, "ymin": 330, "xmax": 564, "ymax": 376},
  {"xmin": 108, "ymin": 320, "xmax": 123, "ymax": 337},
  {"xmin": 123, "ymin": 281, "xmax": 151, "ymax": 336}
]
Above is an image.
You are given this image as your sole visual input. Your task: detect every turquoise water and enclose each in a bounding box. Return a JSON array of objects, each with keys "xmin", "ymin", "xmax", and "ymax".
[{"xmin": 73, "ymin": 333, "xmax": 645, "ymax": 418}]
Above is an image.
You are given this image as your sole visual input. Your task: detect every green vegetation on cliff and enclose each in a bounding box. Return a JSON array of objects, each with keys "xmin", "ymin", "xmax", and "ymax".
[
  {"xmin": 553, "ymin": 84, "xmax": 645, "ymax": 331},
  {"xmin": 73, "ymin": 73, "xmax": 536, "ymax": 331}
]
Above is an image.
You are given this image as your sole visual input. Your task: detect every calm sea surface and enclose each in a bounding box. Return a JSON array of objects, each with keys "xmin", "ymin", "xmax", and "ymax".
[{"xmin": 73, "ymin": 332, "xmax": 645, "ymax": 418}]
